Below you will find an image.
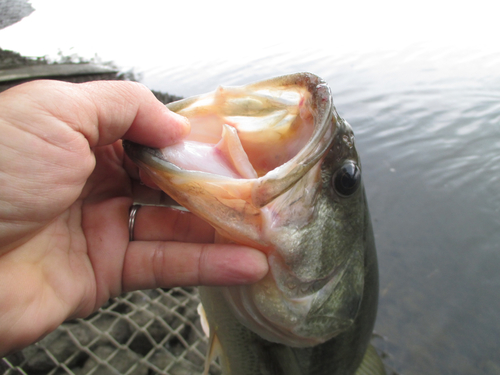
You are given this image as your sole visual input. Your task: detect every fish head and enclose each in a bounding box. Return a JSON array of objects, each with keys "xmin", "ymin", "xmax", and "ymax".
[{"xmin": 124, "ymin": 73, "xmax": 369, "ymax": 348}]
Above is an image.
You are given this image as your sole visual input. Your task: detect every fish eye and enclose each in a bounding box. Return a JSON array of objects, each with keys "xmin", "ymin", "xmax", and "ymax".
[{"xmin": 332, "ymin": 161, "xmax": 361, "ymax": 197}]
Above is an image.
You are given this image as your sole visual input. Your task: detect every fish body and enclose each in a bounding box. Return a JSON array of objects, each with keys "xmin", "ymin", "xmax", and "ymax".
[{"xmin": 124, "ymin": 73, "xmax": 384, "ymax": 375}]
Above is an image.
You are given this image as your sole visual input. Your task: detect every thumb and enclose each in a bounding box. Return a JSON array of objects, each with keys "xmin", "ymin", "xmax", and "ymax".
[{"xmin": 8, "ymin": 80, "xmax": 190, "ymax": 148}]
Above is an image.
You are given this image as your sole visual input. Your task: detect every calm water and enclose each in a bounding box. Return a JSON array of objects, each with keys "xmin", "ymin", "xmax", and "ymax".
[
  {"xmin": 325, "ymin": 48, "xmax": 500, "ymax": 375},
  {"xmin": 142, "ymin": 48, "xmax": 500, "ymax": 375},
  {"xmin": 2, "ymin": 2, "xmax": 500, "ymax": 374}
]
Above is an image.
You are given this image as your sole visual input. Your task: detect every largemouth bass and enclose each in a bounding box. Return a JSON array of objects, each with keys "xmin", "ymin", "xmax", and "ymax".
[{"xmin": 124, "ymin": 73, "xmax": 385, "ymax": 375}]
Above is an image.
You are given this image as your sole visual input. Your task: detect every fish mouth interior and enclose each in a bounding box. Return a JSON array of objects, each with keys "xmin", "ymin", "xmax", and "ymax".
[{"xmin": 159, "ymin": 85, "xmax": 315, "ymax": 179}]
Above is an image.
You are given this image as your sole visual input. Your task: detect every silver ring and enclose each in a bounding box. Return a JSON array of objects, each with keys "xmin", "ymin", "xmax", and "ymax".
[{"xmin": 129, "ymin": 205, "xmax": 141, "ymax": 241}]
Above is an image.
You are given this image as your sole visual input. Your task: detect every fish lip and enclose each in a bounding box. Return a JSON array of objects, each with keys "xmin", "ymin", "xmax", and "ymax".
[
  {"xmin": 123, "ymin": 140, "xmax": 164, "ymax": 160},
  {"xmin": 122, "ymin": 140, "xmax": 155, "ymax": 163},
  {"xmin": 123, "ymin": 140, "xmax": 185, "ymax": 175}
]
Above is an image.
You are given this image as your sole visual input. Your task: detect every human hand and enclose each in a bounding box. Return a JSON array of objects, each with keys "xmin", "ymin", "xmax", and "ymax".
[{"xmin": 0, "ymin": 80, "xmax": 268, "ymax": 356}]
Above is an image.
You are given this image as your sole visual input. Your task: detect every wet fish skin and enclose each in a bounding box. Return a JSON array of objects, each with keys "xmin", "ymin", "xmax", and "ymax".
[{"xmin": 198, "ymin": 125, "xmax": 379, "ymax": 375}]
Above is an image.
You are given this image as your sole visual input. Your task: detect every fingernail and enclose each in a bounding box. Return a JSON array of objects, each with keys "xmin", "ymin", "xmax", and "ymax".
[{"xmin": 238, "ymin": 250, "xmax": 269, "ymax": 284}]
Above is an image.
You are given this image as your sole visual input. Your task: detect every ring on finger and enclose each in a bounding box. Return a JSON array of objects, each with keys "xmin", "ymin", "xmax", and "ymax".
[{"xmin": 129, "ymin": 204, "xmax": 141, "ymax": 241}]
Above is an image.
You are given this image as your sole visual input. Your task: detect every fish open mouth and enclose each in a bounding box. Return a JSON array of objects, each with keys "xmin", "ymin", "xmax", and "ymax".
[
  {"xmin": 124, "ymin": 73, "xmax": 336, "ymax": 244},
  {"xmin": 124, "ymin": 73, "xmax": 365, "ymax": 348}
]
